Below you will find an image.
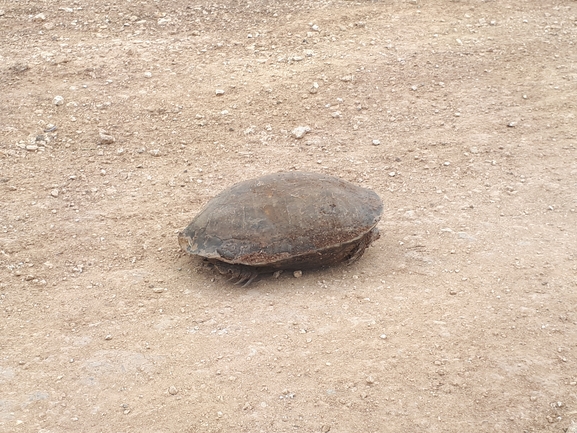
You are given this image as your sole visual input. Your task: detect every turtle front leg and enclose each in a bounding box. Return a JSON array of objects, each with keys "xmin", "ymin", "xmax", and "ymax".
[{"xmin": 211, "ymin": 261, "xmax": 259, "ymax": 287}]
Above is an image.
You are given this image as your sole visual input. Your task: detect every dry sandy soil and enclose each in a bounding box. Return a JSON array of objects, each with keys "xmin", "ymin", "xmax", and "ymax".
[{"xmin": 1, "ymin": 0, "xmax": 577, "ymax": 431}]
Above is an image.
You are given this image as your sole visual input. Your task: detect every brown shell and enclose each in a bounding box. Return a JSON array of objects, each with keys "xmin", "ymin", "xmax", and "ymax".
[{"xmin": 178, "ymin": 172, "xmax": 382, "ymax": 269}]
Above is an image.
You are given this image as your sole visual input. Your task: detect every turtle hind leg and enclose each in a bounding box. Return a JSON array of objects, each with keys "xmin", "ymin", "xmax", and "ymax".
[{"xmin": 212, "ymin": 262, "xmax": 259, "ymax": 287}]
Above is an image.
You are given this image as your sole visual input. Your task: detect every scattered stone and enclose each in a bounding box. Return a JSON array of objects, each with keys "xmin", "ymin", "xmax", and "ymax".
[
  {"xmin": 43, "ymin": 22, "xmax": 54, "ymax": 30},
  {"xmin": 144, "ymin": 71, "xmax": 152, "ymax": 78},
  {"xmin": 149, "ymin": 149, "xmax": 161, "ymax": 157},
  {"xmin": 168, "ymin": 386, "xmax": 178, "ymax": 395},
  {"xmin": 104, "ymin": 334, "xmax": 112, "ymax": 340},
  {"xmin": 272, "ymin": 270, "xmax": 283, "ymax": 279},
  {"xmin": 310, "ymin": 82, "xmax": 319, "ymax": 94},
  {"xmin": 152, "ymin": 287, "xmax": 166, "ymax": 293},
  {"xmin": 53, "ymin": 95, "xmax": 64, "ymax": 106},
  {"xmin": 449, "ymin": 289, "xmax": 457, "ymax": 295},
  {"xmin": 567, "ymin": 422, "xmax": 577, "ymax": 433},
  {"xmin": 291, "ymin": 126, "xmax": 310, "ymax": 139},
  {"xmin": 321, "ymin": 425, "xmax": 331, "ymax": 433},
  {"xmin": 372, "ymin": 139, "xmax": 381, "ymax": 146},
  {"xmin": 340, "ymin": 75, "xmax": 353, "ymax": 82},
  {"xmin": 99, "ymin": 130, "xmax": 115, "ymax": 144},
  {"xmin": 26, "ymin": 144, "xmax": 38, "ymax": 151},
  {"xmin": 311, "ymin": 24, "xmax": 320, "ymax": 31},
  {"xmin": 215, "ymin": 89, "xmax": 225, "ymax": 96},
  {"xmin": 507, "ymin": 121, "xmax": 517, "ymax": 127},
  {"xmin": 0, "ymin": 10, "xmax": 5, "ymax": 16},
  {"xmin": 50, "ymin": 189, "xmax": 59, "ymax": 198},
  {"xmin": 380, "ymin": 334, "xmax": 387, "ymax": 339},
  {"xmin": 331, "ymin": 111, "xmax": 341, "ymax": 118},
  {"xmin": 44, "ymin": 124, "xmax": 57, "ymax": 132},
  {"xmin": 292, "ymin": 56, "xmax": 304, "ymax": 62},
  {"xmin": 33, "ymin": 13, "xmax": 46, "ymax": 22},
  {"xmin": 366, "ymin": 375, "xmax": 375, "ymax": 384},
  {"xmin": 388, "ymin": 172, "xmax": 396, "ymax": 177},
  {"xmin": 293, "ymin": 270, "xmax": 303, "ymax": 278},
  {"xmin": 10, "ymin": 63, "xmax": 29, "ymax": 74}
]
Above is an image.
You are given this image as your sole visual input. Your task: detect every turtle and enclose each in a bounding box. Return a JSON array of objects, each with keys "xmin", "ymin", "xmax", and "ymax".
[{"xmin": 178, "ymin": 171, "xmax": 383, "ymax": 286}]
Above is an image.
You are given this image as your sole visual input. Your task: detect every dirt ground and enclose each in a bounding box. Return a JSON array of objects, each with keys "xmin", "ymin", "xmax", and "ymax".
[{"xmin": 1, "ymin": 0, "xmax": 577, "ymax": 431}]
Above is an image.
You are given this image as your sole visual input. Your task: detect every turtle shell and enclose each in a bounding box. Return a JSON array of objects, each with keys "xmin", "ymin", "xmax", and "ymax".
[{"xmin": 179, "ymin": 172, "xmax": 382, "ymax": 271}]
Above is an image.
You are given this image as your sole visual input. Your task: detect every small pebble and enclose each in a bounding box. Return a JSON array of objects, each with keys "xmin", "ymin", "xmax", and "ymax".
[
  {"xmin": 366, "ymin": 375, "xmax": 375, "ymax": 384},
  {"xmin": 104, "ymin": 334, "xmax": 112, "ymax": 340},
  {"xmin": 168, "ymin": 386, "xmax": 178, "ymax": 395},
  {"xmin": 50, "ymin": 189, "xmax": 59, "ymax": 198},
  {"xmin": 293, "ymin": 270, "xmax": 303, "ymax": 278},
  {"xmin": 53, "ymin": 95, "xmax": 64, "ymax": 106},
  {"xmin": 372, "ymin": 139, "xmax": 381, "ymax": 146},
  {"xmin": 152, "ymin": 287, "xmax": 166, "ymax": 293},
  {"xmin": 311, "ymin": 24, "xmax": 320, "ymax": 31},
  {"xmin": 99, "ymin": 131, "xmax": 115, "ymax": 144},
  {"xmin": 33, "ymin": 13, "xmax": 46, "ymax": 22},
  {"xmin": 215, "ymin": 89, "xmax": 225, "ymax": 96},
  {"xmin": 144, "ymin": 71, "xmax": 152, "ymax": 78},
  {"xmin": 388, "ymin": 172, "xmax": 396, "ymax": 177},
  {"xmin": 309, "ymin": 82, "xmax": 319, "ymax": 94},
  {"xmin": 507, "ymin": 122, "xmax": 517, "ymax": 127},
  {"xmin": 292, "ymin": 126, "xmax": 310, "ymax": 139},
  {"xmin": 272, "ymin": 270, "xmax": 283, "ymax": 279},
  {"xmin": 380, "ymin": 334, "xmax": 387, "ymax": 339}
]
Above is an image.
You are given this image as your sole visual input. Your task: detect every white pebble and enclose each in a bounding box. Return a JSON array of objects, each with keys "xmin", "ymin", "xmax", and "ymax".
[
  {"xmin": 291, "ymin": 126, "xmax": 310, "ymax": 139},
  {"xmin": 53, "ymin": 95, "xmax": 64, "ymax": 106},
  {"xmin": 293, "ymin": 270, "xmax": 303, "ymax": 278},
  {"xmin": 372, "ymin": 139, "xmax": 381, "ymax": 146},
  {"xmin": 152, "ymin": 287, "xmax": 166, "ymax": 293},
  {"xmin": 50, "ymin": 189, "xmax": 59, "ymax": 198},
  {"xmin": 144, "ymin": 71, "xmax": 152, "ymax": 78},
  {"xmin": 215, "ymin": 89, "xmax": 225, "ymax": 96},
  {"xmin": 99, "ymin": 131, "xmax": 115, "ymax": 144}
]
